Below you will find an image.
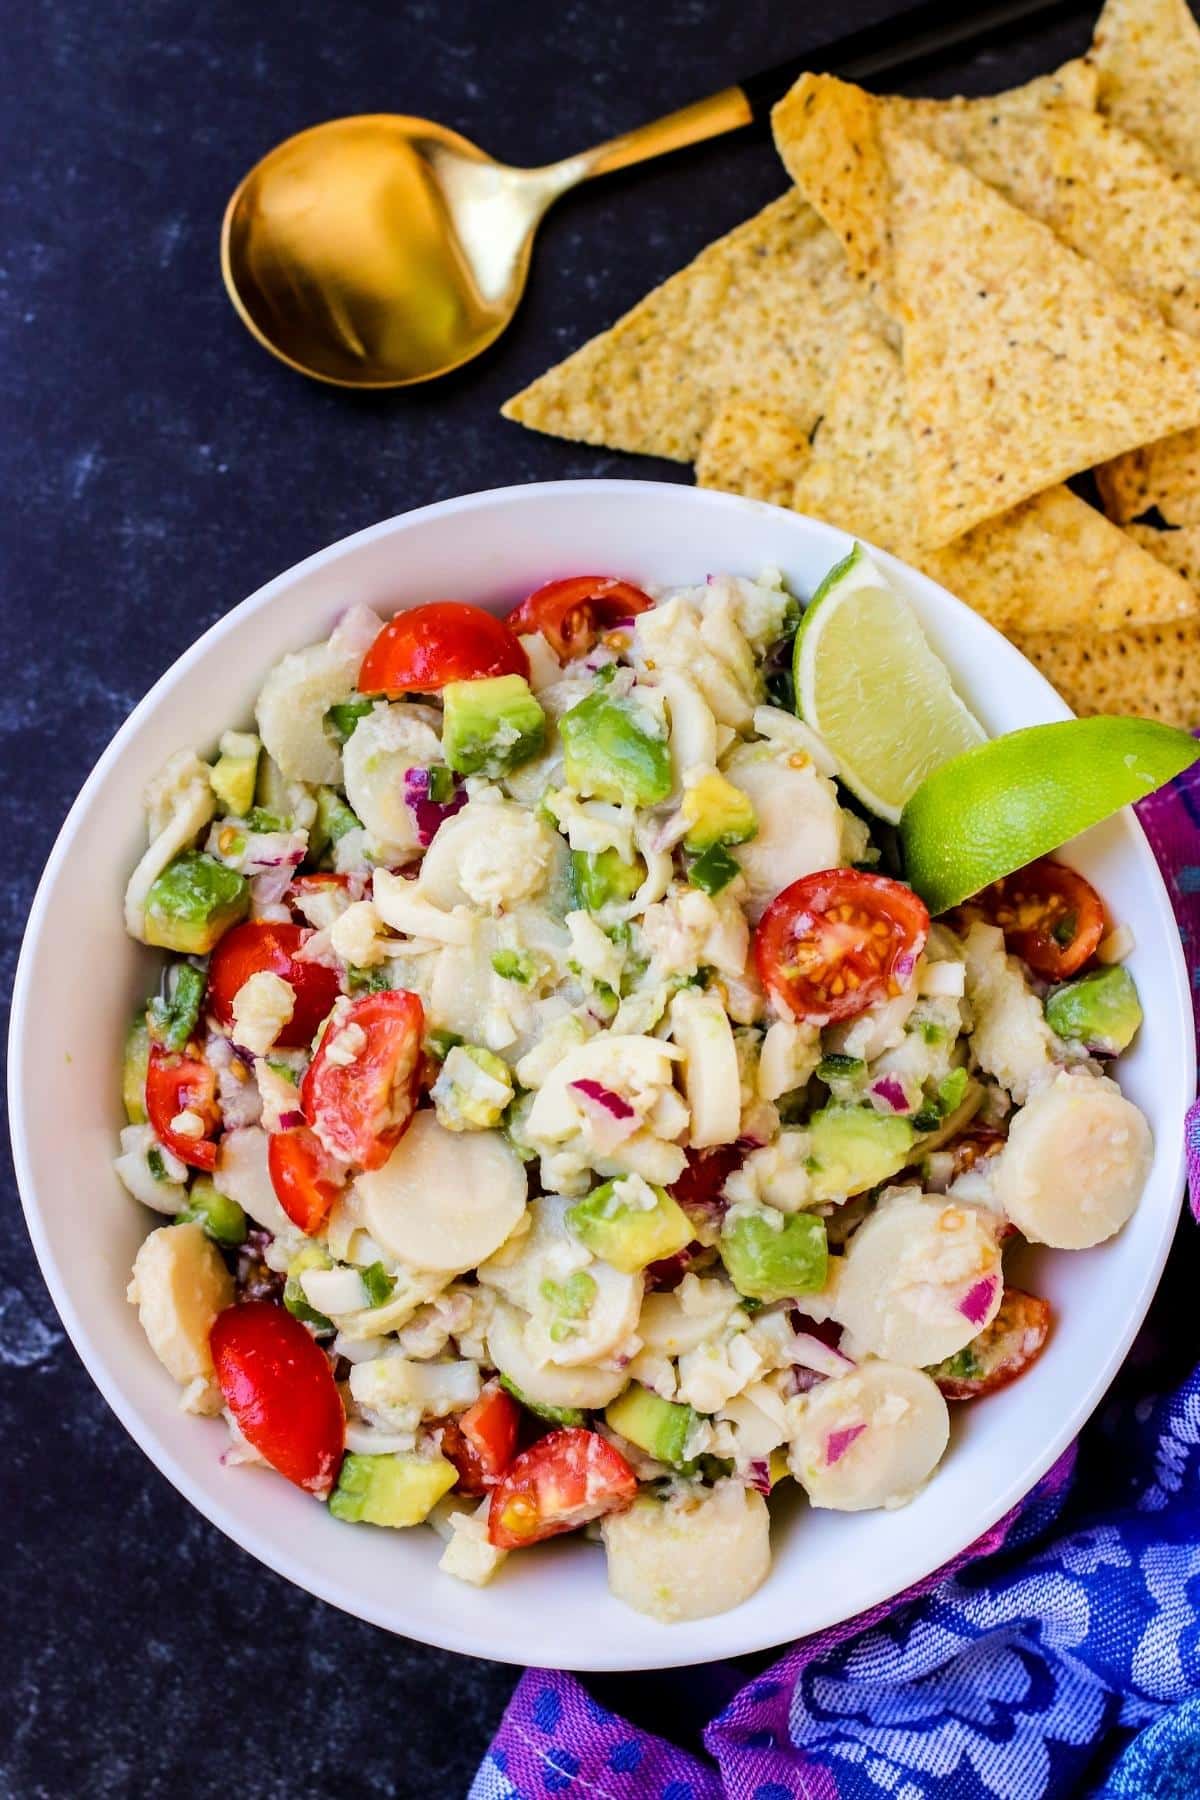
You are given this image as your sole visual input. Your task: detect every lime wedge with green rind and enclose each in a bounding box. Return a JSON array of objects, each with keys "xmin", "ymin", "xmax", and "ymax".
[
  {"xmin": 794, "ymin": 544, "xmax": 985, "ymax": 824},
  {"xmin": 901, "ymin": 717, "xmax": 1200, "ymax": 914}
]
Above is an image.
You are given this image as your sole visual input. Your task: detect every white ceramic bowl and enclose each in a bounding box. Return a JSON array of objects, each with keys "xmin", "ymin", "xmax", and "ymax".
[{"xmin": 10, "ymin": 480, "xmax": 1194, "ymax": 1671}]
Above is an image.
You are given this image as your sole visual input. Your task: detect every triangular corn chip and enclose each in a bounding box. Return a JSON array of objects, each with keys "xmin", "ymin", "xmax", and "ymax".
[
  {"xmin": 882, "ymin": 127, "xmax": 1200, "ymax": 545},
  {"xmin": 1127, "ymin": 519, "xmax": 1200, "ymax": 583},
  {"xmin": 1015, "ymin": 619, "xmax": 1200, "ymax": 724},
  {"xmin": 695, "ymin": 331, "xmax": 1197, "ymax": 634},
  {"xmin": 771, "ymin": 75, "xmax": 892, "ymax": 290},
  {"xmin": 772, "ymin": 62, "xmax": 1096, "ymax": 295},
  {"xmin": 693, "ymin": 403, "xmax": 812, "ymax": 504},
  {"xmin": 501, "ymin": 192, "xmax": 882, "ymax": 462},
  {"xmin": 1090, "ymin": 0, "xmax": 1200, "ymax": 183},
  {"xmin": 1098, "ymin": 431, "xmax": 1200, "ymax": 524}
]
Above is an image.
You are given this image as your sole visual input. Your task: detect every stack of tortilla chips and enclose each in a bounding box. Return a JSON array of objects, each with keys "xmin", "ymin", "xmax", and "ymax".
[{"xmin": 501, "ymin": 0, "xmax": 1200, "ymax": 725}]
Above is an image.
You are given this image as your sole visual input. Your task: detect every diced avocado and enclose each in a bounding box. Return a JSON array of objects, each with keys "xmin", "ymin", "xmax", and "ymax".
[
  {"xmin": 566, "ymin": 1178, "xmax": 692, "ymax": 1274},
  {"xmin": 143, "ymin": 852, "xmax": 250, "ymax": 954},
  {"xmin": 210, "ymin": 730, "xmax": 261, "ymax": 817},
  {"xmin": 442, "ymin": 674, "xmax": 545, "ymax": 777},
  {"xmin": 1044, "ymin": 964, "xmax": 1143, "ymax": 1054},
  {"xmin": 719, "ymin": 1209, "xmax": 828, "ymax": 1303},
  {"xmin": 606, "ymin": 1383, "xmax": 697, "ymax": 1468},
  {"xmin": 424, "ymin": 1027, "xmax": 463, "ymax": 1061},
  {"xmin": 767, "ymin": 1447, "xmax": 791, "ymax": 1489},
  {"xmin": 571, "ymin": 848, "xmax": 645, "ymax": 911},
  {"xmin": 430, "ymin": 1044, "xmax": 514, "ymax": 1132},
  {"xmin": 807, "ymin": 1104, "xmax": 915, "ymax": 1202},
  {"xmin": 681, "ymin": 771, "xmax": 757, "ymax": 852},
  {"xmin": 498, "ymin": 1375, "xmax": 585, "ymax": 1427},
  {"xmin": 559, "ymin": 689, "xmax": 671, "ymax": 807},
  {"xmin": 178, "ymin": 1178, "xmax": 248, "ymax": 1247},
  {"xmin": 284, "ymin": 1244, "xmax": 334, "ymax": 1331},
  {"xmin": 328, "ymin": 1451, "xmax": 457, "ymax": 1526},
  {"xmin": 688, "ymin": 842, "xmax": 740, "ymax": 896},
  {"xmin": 309, "ymin": 786, "xmax": 361, "ymax": 861},
  {"xmin": 324, "ymin": 697, "xmax": 374, "ymax": 744},
  {"xmin": 148, "ymin": 963, "xmax": 206, "ymax": 1052},
  {"xmin": 122, "ymin": 1014, "xmax": 151, "ymax": 1124}
]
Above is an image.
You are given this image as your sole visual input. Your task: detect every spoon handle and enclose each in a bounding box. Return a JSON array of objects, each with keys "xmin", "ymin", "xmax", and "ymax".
[{"xmin": 573, "ymin": 0, "xmax": 1086, "ymax": 181}]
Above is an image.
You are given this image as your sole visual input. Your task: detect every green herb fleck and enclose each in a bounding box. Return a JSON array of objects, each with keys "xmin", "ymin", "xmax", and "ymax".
[
  {"xmin": 360, "ymin": 1262, "xmax": 395, "ymax": 1308},
  {"xmin": 688, "ymin": 842, "xmax": 740, "ymax": 896}
]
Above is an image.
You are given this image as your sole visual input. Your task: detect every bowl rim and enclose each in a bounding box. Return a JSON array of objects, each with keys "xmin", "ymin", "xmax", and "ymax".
[{"xmin": 9, "ymin": 478, "xmax": 1195, "ymax": 1670}]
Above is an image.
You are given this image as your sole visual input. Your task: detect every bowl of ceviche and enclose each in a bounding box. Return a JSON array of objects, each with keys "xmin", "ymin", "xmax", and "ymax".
[{"xmin": 9, "ymin": 480, "xmax": 1194, "ymax": 1671}]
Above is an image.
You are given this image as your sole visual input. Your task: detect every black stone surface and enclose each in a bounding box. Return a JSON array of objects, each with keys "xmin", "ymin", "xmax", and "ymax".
[{"xmin": 2, "ymin": 3, "xmax": 1098, "ymax": 1795}]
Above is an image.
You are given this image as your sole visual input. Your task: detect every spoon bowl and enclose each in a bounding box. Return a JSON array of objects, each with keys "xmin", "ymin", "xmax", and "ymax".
[{"xmin": 221, "ymin": 115, "xmax": 563, "ymax": 387}]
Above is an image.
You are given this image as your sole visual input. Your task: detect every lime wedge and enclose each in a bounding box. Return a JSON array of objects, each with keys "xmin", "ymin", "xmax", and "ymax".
[
  {"xmin": 794, "ymin": 545, "xmax": 985, "ymax": 823},
  {"xmin": 901, "ymin": 717, "xmax": 1200, "ymax": 914}
]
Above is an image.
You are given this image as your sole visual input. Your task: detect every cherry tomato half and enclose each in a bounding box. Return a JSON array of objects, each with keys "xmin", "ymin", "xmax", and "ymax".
[
  {"xmin": 268, "ymin": 1126, "xmax": 347, "ymax": 1234},
  {"xmin": 488, "ymin": 1428, "xmax": 638, "ymax": 1549},
  {"xmin": 931, "ymin": 1290, "xmax": 1052, "ymax": 1401},
  {"xmin": 145, "ymin": 1044, "xmax": 220, "ymax": 1171},
  {"xmin": 357, "ymin": 602, "xmax": 528, "ymax": 696},
  {"xmin": 965, "ymin": 858, "xmax": 1105, "ymax": 980},
  {"xmin": 301, "ymin": 989, "xmax": 424, "ymax": 1170},
  {"xmin": 210, "ymin": 1301, "xmax": 345, "ymax": 1494},
  {"xmin": 505, "ymin": 576, "xmax": 655, "ymax": 662},
  {"xmin": 207, "ymin": 920, "xmax": 341, "ymax": 1049},
  {"xmin": 439, "ymin": 1385, "xmax": 521, "ymax": 1495},
  {"xmin": 754, "ymin": 870, "xmax": 930, "ymax": 1024}
]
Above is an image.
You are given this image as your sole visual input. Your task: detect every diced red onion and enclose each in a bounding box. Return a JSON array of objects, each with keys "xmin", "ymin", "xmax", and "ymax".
[
  {"xmin": 792, "ymin": 1332, "xmax": 855, "ymax": 1378},
  {"xmin": 569, "ymin": 1079, "xmax": 639, "ymax": 1153},
  {"xmin": 569, "ymin": 1079, "xmax": 636, "ymax": 1120},
  {"xmin": 958, "ymin": 1276, "xmax": 999, "ymax": 1327},
  {"xmin": 745, "ymin": 1459, "xmax": 773, "ymax": 1495},
  {"xmin": 825, "ymin": 1423, "xmax": 867, "ymax": 1466},
  {"xmin": 403, "ymin": 767, "xmax": 466, "ymax": 847},
  {"xmin": 786, "ymin": 1366, "xmax": 827, "ymax": 1397},
  {"xmin": 230, "ymin": 1041, "xmax": 257, "ymax": 1070},
  {"xmin": 251, "ymin": 866, "xmax": 296, "ymax": 909},
  {"xmin": 893, "ymin": 950, "xmax": 919, "ymax": 981},
  {"xmin": 868, "ymin": 1074, "xmax": 911, "ymax": 1114},
  {"xmin": 652, "ymin": 812, "xmax": 691, "ymax": 853},
  {"xmin": 277, "ymin": 1109, "xmax": 305, "ymax": 1131},
  {"xmin": 791, "ymin": 1312, "xmax": 844, "ymax": 1351}
]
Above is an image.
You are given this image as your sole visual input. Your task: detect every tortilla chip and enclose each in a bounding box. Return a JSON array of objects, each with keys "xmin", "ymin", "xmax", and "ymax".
[
  {"xmin": 695, "ymin": 332, "xmax": 1197, "ymax": 634},
  {"xmin": 1090, "ymin": 0, "xmax": 1200, "ymax": 183},
  {"xmin": 795, "ymin": 330, "xmax": 1195, "ymax": 630},
  {"xmin": 1127, "ymin": 519, "xmax": 1200, "ymax": 583},
  {"xmin": 882, "ymin": 126, "xmax": 1200, "ymax": 546},
  {"xmin": 771, "ymin": 74, "xmax": 892, "ymax": 290},
  {"xmin": 1096, "ymin": 429, "xmax": 1200, "ymax": 525},
  {"xmin": 887, "ymin": 60, "xmax": 1097, "ymax": 212},
  {"xmin": 772, "ymin": 62, "xmax": 1096, "ymax": 295},
  {"xmin": 693, "ymin": 403, "xmax": 811, "ymax": 504},
  {"xmin": 501, "ymin": 192, "xmax": 883, "ymax": 461},
  {"xmin": 1015, "ymin": 619, "xmax": 1200, "ymax": 724}
]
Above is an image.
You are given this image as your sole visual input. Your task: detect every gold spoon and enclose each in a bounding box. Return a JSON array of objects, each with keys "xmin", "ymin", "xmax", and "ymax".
[{"xmin": 220, "ymin": 0, "xmax": 1078, "ymax": 388}]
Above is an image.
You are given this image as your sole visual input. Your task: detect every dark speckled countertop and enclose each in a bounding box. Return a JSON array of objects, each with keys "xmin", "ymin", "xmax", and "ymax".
[{"xmin": 2, "ymin": 2, "xmax": 1097, "ymax": 1793}]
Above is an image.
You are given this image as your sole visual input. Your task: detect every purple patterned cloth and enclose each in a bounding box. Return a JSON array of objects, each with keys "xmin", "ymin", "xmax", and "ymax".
[{"xmin": 474, "ymin": 759, "xmax": 1200, "ymax": 1800}]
